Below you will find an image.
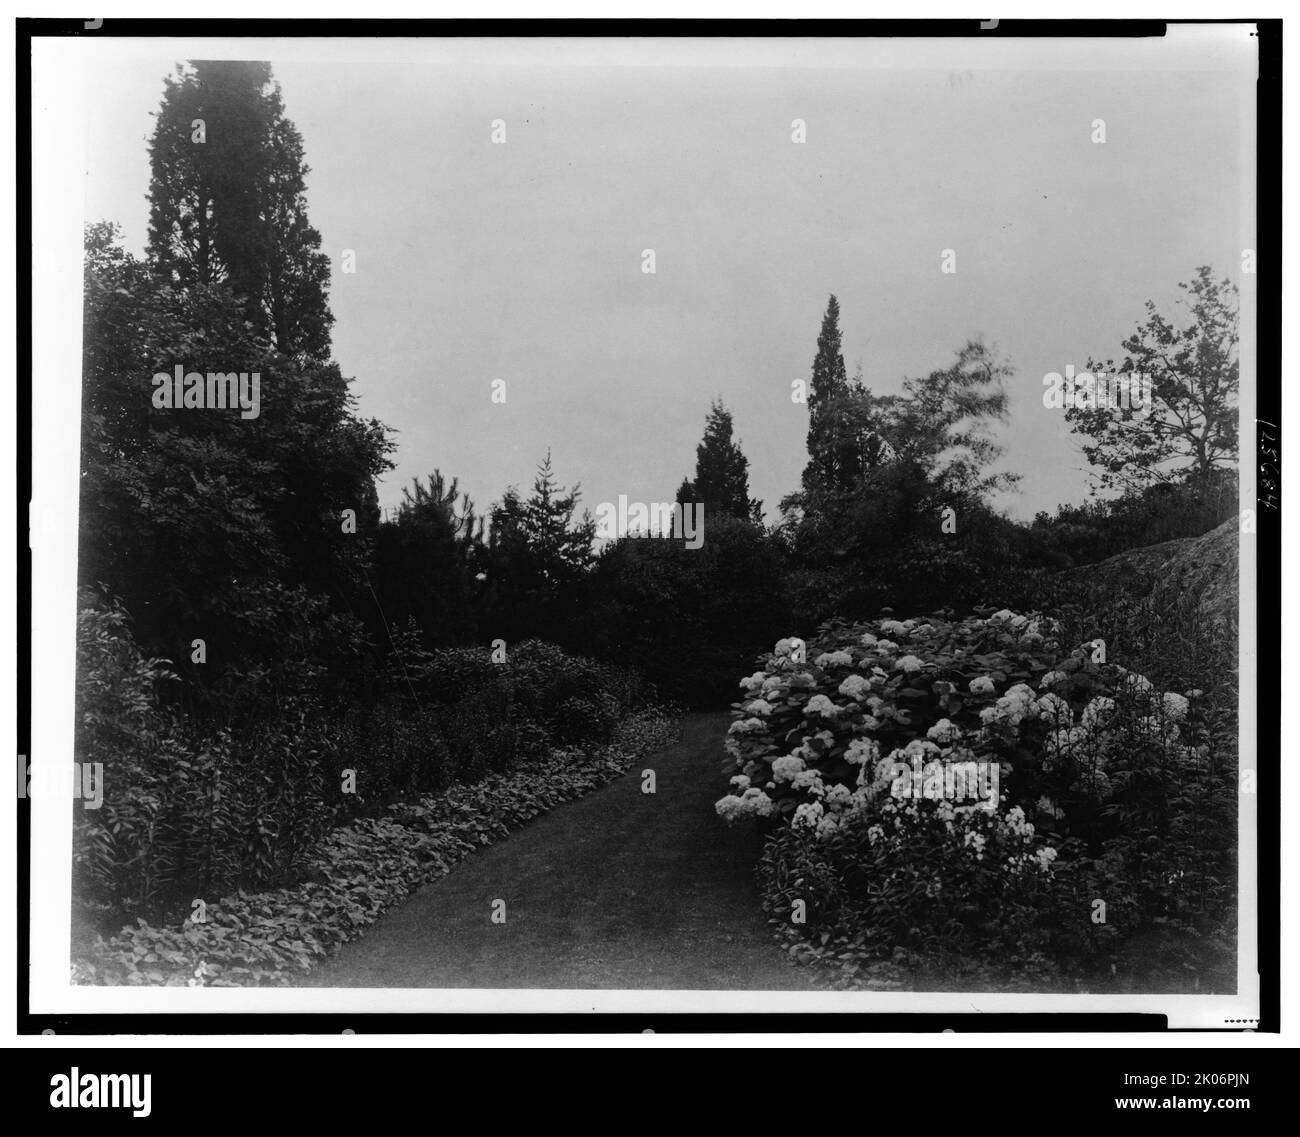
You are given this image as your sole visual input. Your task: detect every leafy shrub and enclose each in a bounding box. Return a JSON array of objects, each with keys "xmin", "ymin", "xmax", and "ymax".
[
  {"xmin": 582, "ymin": 514, "xmax": 793, "ymax": 708},
  {"xmin": 462, "ymin": 639, "xmax": 644, "ymax": 748},
  {"xmin": 333, "ymin": 699, "xmax": 450, "ymax": 811},
  {"xmin": 73, "ymin": 593, "xmax": 661, "ymax": 928},
  {"xmin": 419, "ymin": 645, "xmax": 501, "ymax": 704},
  {"xmin": 74, "ymin": 595, "xmax": 349, "ymax": 919},
  {"xmin": 720, "ymin": 610, "xmax": 1235, "ymax": 988},
  {"xmin": 1027, "ymin": 470, "xmax": 1239, "ymax": 570},
  {"xmin": 759, "ymin": 799, "xmax": 1060, "ymax": 972},
  {"xmin": 72, "ymin": 708, "xmax": 678, "ymax": 987},
  {"xmin": 438, "ymin": 676, "xmax": 520, "ymax": 782},
  {"xmin": 74, "ymin": 593, "xmax": 187, "ymax": 916}
]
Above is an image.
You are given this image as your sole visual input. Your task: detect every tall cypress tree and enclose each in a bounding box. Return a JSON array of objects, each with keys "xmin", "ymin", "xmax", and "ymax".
[
  {"xmin": 802, "ymin": 294, "xmax": 854, "ymax": 494},
  {"xmin": 79, "ymin": 61, "xmax": 393, "ymax": 692},
  {"xmin": 147, "ymin": 60, "xmax": 334, "ymax": 360}
]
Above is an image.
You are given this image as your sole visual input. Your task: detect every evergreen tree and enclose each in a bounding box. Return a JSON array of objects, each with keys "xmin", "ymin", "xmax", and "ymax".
[
  {"xmin": 147, "ymin": 60, "xmax": 333, "ymax": 360},
  {"xmin": 81, "ymin": 220, "xmax": 392, "ymax": 709},
  {"xmin": 781, "ymin": 334, "xmax": 1019, "ymax": 616},
  {"xmin": 81, "ymin": 62, "xmax": 392, "ymax": 707},
  {"xmin": 374, "ymin": 472, "xmax": 484, "ymax": 648},
  {"xmin": 677, "ymin": 399, "xmax": 761, "ymax": 521},
  {"xmin": 487, "ymin": 452, "xmax": 596, "ymax": 640},
  {"xmin": 802, "ymin": 294, "xmax": 857, "ymax": 495}
]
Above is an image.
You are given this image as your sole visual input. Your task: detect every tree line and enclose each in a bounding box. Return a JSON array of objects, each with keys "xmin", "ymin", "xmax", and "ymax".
[{"xmin": 81, "ymin": 58, "xmax": 1241, "ymax": 720}]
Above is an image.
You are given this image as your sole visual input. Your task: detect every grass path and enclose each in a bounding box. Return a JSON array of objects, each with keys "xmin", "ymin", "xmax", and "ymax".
[{"xmin": 307, "ymin": 712, "xmax": 814, "ymax": 989}]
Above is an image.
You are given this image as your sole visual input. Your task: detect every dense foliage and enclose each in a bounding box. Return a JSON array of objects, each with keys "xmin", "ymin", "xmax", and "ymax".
[
  {"xmin": 1070, "ymin": 267, "xmax": 1239, "ymax": 494},
  {"xmin": 73, "ymin": 592, "xmax": 654, "ymax": 929},
  {"xmin": 73, "ymin": 709, "xmax": 678, "ymax": 987},
  {"xmin": 718, "ymin": 609, "xmax": 1236, "ymax": 990}
]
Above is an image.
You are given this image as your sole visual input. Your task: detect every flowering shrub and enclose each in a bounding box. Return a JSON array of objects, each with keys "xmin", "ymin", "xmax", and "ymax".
[
  {"xmin": 720, "ymin": 609, "xmax": 1230, "ymax": 987},
  {"xmin": 759, "ymin": 797, "xmax": 1060, "ymax": 974},
  {"xmin": 719, "ymin": 610, "xmax": 1213, "ymax": 839},
  {"xmin": 719, "ymin": 610, "xmax": 1064, "ymax": 822}
]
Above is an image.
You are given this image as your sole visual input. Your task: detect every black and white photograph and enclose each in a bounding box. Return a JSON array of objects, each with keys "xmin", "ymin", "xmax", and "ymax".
[{"xmin": 22, "ymin": 18, "xmax": 1273, "ymax": 1039}]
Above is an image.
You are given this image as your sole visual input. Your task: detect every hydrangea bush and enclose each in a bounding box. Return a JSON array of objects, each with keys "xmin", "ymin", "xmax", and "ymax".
[
  {"xmin": 719, "ymin": 609, "xmax": 1210, "ymax": 837},
  {"xmin": 718, "ymin": 609, "xmax": 1225, "ymax": 984}
]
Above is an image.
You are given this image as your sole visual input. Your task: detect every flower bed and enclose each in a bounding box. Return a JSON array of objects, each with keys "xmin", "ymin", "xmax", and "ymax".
[{"xmin": 72, "ymin": 709, "xmax": 678, "ymax": 987}]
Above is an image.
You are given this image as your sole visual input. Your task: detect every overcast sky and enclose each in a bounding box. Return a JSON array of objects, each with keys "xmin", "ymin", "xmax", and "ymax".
[{"xmin": 79, "ymin": 34, "xmax": 1255, "ymax": 523}]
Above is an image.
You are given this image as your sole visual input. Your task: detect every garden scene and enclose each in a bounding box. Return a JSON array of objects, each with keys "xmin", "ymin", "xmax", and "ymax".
[{"xmin": 71, "ymin": 58, "xmax": 1242, "ymax": 993}]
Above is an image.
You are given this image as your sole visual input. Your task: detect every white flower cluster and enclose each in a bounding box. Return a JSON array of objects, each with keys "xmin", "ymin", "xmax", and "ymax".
[
  {"xmin": 1003, "ymin": 804, "xmax": 1034, "ymax": 838},
  {"xmin": 902, "ymin": 737, "xmax": 942, "ymax": 760},
  {"xmin": 717, "ymin": 784, "xmax": 774, "ymax": 821},
  {"xmin": 926, "ymin": 717, "xmax": 961, "ymax": 744},
  {"xmin": 1034, "ymin": 692, "xmax": 1072, "ymax": 725},
  {"xmin": 1114, "ymin": 667, "xmax": 1154, "ymax": 695},
  {"xmin": 823, "ymin": 783, "xmax": 853, "ymax": 808},
  {"xmin": 1080, "ymin": 696, "xmax": 1116, "ymax": 729},
  {"xmin": 838, "ymin": 673, "xmax": 872, "ymax": 700},
  {"xmin": 814, "ymin": 650, "xmax": 854, "ymax": 669},
  {"xmin": 791, "ymin": 768, "xmax": 824, "ymax": 793},
  {"xmin": 791, "ymin": 776, "xmax": 881, "ymax": 839},
  {"xmin": 1162, "ymin": 692, "xmax": 1189, "ymax": 721},
  {"xmin": 990, "ymin": 609, "xmax": 1030, "ymax": 630},
  {"xmin": 792, "ymin": 800, "xmax": 824, "ymax": 832},
  {"xmin": 845, "ymin": 736, "xmax": 881, "ymax": 767},
  {"xmin": 978, "ymin": 683, "xmax": 1037, "ymax": 727},
  {"xmin": 771, "ymin": 754, "xmax": 806, "ymax": 783},
  {"xmin": 805, "ymin": 694, "xmax": 839, "ymax": 718},
  {"xmin": 871, "ymin": 794, "xmax": 1057, "ymax": 877},
  {"xmin": 715, "ymin": 787, "xmax": 776, "ymax": 824},
  {"xmin": 1038, "ymin": 668, "xmax": 1195, "ymax": 788}
]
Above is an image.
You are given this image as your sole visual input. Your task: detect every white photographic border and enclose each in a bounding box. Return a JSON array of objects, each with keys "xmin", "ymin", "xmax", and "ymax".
[{"xmin": 16, "ymin": 12, "xmax": 1274, "ymax": 1040}]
